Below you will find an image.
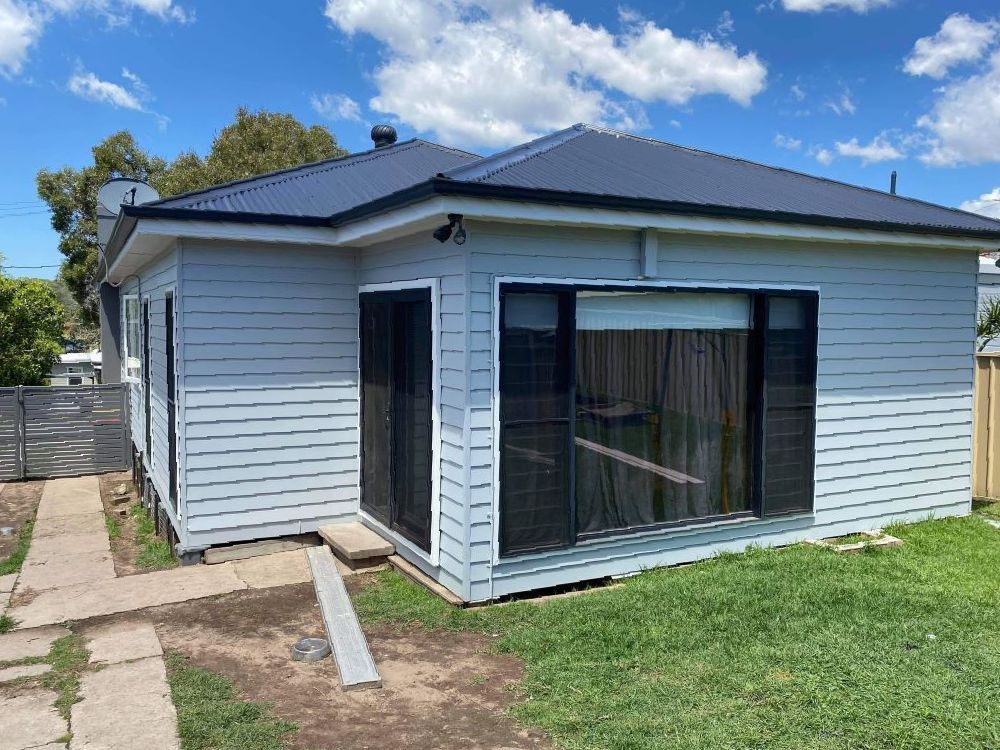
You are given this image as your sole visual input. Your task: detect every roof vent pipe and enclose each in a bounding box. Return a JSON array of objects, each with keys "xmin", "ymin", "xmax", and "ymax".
[
  {"xmin": 890, "ymin": 170, "xmax": 897, "ymax": 195},
  {"xmin": 371, "ymin": 124, "xmax": 398, "ymax": 148}
]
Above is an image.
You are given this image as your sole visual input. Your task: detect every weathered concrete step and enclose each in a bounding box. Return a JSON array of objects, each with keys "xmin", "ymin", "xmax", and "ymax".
[
  {"xmin": 319, "ymin": 522, "xmax": 394, "ymax": 569},
  {"xmin": 203, "ymin": 534, "xmax": 320, "ymax": 565},
  {"xmin": 305, "ymin": 546, "xmax": 382, "ymax": 691}
]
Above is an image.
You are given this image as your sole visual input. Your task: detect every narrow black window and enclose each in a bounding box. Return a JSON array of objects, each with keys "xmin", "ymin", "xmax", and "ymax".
[
  {"xmin": 760, "ymin": 294, "xmax": 818, "ymax": 515},
  {"xmin": 499, "ymin": 290, "xmax": 573, "ymax": 554},
  {"xmin": 165, "ymin": 292, "xmax": 178, "ymax": 512},
  {"xmin": 142, "ymin": 299, "xmax": 151, "ymax": 460}
]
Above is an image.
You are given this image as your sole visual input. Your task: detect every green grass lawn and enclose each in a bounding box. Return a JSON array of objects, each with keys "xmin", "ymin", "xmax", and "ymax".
[
  {"xmin": 974, "ymin": 498, "xmax": 1000, "ymax": 520},
  {"xmin": 354, "ymin": 516, "xmax": 1000, "ymax": 750}
]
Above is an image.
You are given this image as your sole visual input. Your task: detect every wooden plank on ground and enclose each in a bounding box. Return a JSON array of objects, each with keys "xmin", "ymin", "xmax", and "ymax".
[{"xmin": 305, "ymin": 546, "xmax": 382, "ymax": 691}]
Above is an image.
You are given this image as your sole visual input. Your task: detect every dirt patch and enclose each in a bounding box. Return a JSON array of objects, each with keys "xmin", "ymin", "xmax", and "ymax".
[
  {"xmin": 98, "ymin": 470, "xmax": 172, "ymax": 576},
  {"xmin": 0, "ymin": 480, "xmax": 44, "ymax": 561},
  {"xmin": 149, "ymin": 582, "xmax": 550, "ymax": 750}
]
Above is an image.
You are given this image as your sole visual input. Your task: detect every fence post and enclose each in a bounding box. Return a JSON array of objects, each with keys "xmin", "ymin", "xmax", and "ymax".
[{"xmin": 15, "ymin": 386, "xmax": 25, "ymax": 480}]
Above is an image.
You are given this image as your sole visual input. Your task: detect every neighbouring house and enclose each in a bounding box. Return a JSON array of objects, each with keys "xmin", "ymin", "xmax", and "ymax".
[
  {"xmin": 978, "ymin": 256, "xmax": 1000, "ymax": 352},
  {"xmin": 48, "ymin": 351, "xmax": 102, "ymax": 386},
  {"xmin": 98, "ymin": 123, "xmax": 1000, "ymax": 603}
]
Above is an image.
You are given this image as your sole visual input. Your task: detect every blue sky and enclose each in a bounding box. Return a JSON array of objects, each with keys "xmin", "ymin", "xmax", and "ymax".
[{"xmin": 2, "ymin": 0, "xmax": 1000, "ymax": 278}]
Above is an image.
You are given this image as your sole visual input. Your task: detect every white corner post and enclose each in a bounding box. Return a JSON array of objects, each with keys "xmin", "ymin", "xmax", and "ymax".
[{"xmin": 640, "ymin": 228, "xmax": 658, "ymax": 279}]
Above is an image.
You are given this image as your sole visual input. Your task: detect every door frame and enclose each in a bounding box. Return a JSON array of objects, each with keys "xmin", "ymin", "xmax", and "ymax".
[{"xmin": 357, "ymin": 278, "xmax": 442, "ymax": 566}]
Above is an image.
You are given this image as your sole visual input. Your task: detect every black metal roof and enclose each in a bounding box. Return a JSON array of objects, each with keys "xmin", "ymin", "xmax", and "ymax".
[
  {"xmin": 147, "ymin": 138, "xmax": 478, "ymax": 218},
  {"xmin": 121, "ymin": 123, "xmax": 1000, "ymax": 240},
  {"xmin": 435, "ymin": 125, "xmax": 1000, "ymax": 235}
]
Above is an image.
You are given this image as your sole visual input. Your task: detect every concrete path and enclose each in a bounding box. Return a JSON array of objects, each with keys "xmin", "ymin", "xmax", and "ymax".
[
  {"xmin": 6, "ymin": 475, "xmax": 315, "ymax": 629},
  {"xmin": 0, "ymin": 476, "xmax": 323, "ymax": 749},
  {"xmin": 71, "ymin": 622, "xmax": 179, "ymax": 750},
  {"xmin": 16, "ymin": 476, "xmax": 115, "ymax": 596},
  {"xmin": 10, "ymin": 548, "xmax": 314, "ymax": 629}
]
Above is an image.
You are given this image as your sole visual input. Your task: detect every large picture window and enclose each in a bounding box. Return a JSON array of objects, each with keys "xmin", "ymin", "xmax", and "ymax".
[
  {"xmin": 123, "ymin": 295, "xmax": 141, "ymax": 382},
  {"xmin": 498, "ymin": 284, "xmax": 818, "ymax": 556}
]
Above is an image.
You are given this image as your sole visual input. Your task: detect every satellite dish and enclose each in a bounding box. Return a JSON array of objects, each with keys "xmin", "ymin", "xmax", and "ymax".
[{"xmin": 97, "ymin": 177, "xmax": 159, "ymax": 216}]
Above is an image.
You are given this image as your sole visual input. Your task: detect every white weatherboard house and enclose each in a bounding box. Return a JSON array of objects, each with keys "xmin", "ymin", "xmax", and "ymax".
[{"xmin": 100, "ymin": 124, "xmax": 1000, "ymax": 603}]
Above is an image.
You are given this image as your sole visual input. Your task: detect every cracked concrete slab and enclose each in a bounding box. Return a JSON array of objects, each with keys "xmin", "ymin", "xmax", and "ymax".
[
  {"xmin": 17, "ymin": 551, "xmax": 116, "ymax": 593},
  {"xmin": 0, "ymin": 690, "xmax": 66, "ymax": 750},
  {"xmin": 0, "ymin": 661, "xmax": 50, "ymax": 682},
  {"xmin": 71, "ymin": 656, "xmax": 179, "ymax": 750},
  {"xmin": 28, "ymin": 531, "xmax": 109, "ymax": 559},
  {"xmin": 233, "ymin": 548, "xmax": 314, "ymax": 589},
  {"xmin": 0, "ymin": 626, "xmax": 67, "ymax": 662},
  {"xmin": 0, "ymin": 573, "xmax": 17, "ymax": 593},
  {"xmin": 9, "ymin": 563, "xmax": 247, "ymax": 629},
  {"xmin": 85, "ymin": 621, "xmax": 162, "ymax": 665},
  {"xmin": 34, "ymin": 476, "xmax": 102, "ymax": 520},
  {"xmin": 30, "ymin": 513, "xmax": 107, "ymax": 539}
]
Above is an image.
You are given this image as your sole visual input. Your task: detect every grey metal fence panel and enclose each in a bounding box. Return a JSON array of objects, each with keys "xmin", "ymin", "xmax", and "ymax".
[
  {"xmin": 0, "ymin": 388, "xmax": 22, "ymax": 481},
  {"xmin": 20, "ymin": 385, "xmax": 127, "ymax": 479}
]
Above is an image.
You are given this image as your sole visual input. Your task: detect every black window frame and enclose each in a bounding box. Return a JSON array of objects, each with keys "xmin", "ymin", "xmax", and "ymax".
[{"xmin": 498, "ymin": 282, "xmax": 819, "ymax": 557}]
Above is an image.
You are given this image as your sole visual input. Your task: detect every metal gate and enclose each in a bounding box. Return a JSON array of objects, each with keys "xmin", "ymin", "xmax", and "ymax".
[{"xmin": 0, "ymin": 385, "xmax": 129, "ymax": 480}]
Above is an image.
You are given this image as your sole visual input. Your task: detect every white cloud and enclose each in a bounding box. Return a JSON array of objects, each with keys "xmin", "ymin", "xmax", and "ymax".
[
  {"xmin": 834, "ymin": 133, "xmax": 903, "ymax": 164},
  {"xmin": 959, "ymin": 188, "xmax": 1000, "ymax": 219},
  {"xmin": 67, "ymin": 65, "xmax": 165, "ymax": 125},
  {"xmin": 323, "ymin": 0, "xmax": 768, "ymax": 148},
  {"xmin": 790, "ymin": 82, "xmax": 806, "ymax": 100},
  {"xmin": 809, "ymin": 145, "xmax": 834, "ymax": 165},
  {"xmin": 773, "ymin": 132, "xmax": 802, "ymax": 150},
  {"xmin": 0, "ymin": 0, "xmax": 42, "ymax": 77},
  {"xmin": 0, "ymin": 0, "xmax": 189, "ymax": 77},
  {"xmin": 781, "ymin": 0, "xmax": 891, "ymax": 12},
  {"xmin": 715, "ymin": 10, "xmax": 734, "ymax": 38},
  {"xmin": 120, "ymin": 0, "xmax": 190, "ymax": 23},
  {"xmin": 311, "ymin": 92, "xmax": 362, "ymax": 122},
  {"xmin": 824, "ymin": 87, "xmax": 856, "ymax": 115},
  {"xmin": 904, "ymin": 13, "xmax": 998, "ymax": 79},
  {"xmin": 68, "ymin": 68, "xmax": 143, "ymax": 109},
  {"xmin": 917, "ymin": 50, "xmax": 1000, "ymax": 165},
  {"xmin": 960, "ymin": 188, "xmax": 1000, "ymax": 218}
]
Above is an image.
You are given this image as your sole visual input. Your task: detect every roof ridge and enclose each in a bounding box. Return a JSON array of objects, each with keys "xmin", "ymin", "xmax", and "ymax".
[
  {"xmin": 151, "ymin": 138, "xmax": 460, "ymax": 208},
  {"xmin": 578, "ymin": 124, "xmax": 1000, "ymax": 229},
  {"xmin": 439, "ymin": 124, "xmax": 588, "ymax": 183}
]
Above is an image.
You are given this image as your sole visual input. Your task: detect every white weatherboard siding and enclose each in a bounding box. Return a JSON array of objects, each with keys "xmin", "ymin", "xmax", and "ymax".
[
  {"xmin": 357, "ymin": 233, "xmax": 468, "ymax": 599},
  {"xmin": 466, "ymin": 222, "xmax": 977, "ymax": 601},
  {"xmin": 122, "ymin": 248, "xmax": 178, "ymax": 533},
  {"xmin": 180, "ymin": 240, "xmax": 359, "ymax": 549}
]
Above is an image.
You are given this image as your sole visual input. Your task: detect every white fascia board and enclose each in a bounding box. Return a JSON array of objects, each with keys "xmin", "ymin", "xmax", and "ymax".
[
  {"xmin": 337, "ymin": 195, "xmax": 999, "ymax": 252},
  {"xmin": 107, "ymin": 219, "xmax": 341, "ymax": 283},
  {"xmin": 110, "ymin": 199, "xmax": 998, "ymax": 281}
]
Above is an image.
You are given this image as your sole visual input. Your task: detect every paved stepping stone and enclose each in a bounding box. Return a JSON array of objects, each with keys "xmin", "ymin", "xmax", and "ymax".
[
  {"xmin": 0, "ymin": 662, "xmax": 50, "ymax": 683},
  {"xmin": 0, "ymin": 690, "xmax": 66, "ymax": 750},
  {"xmin": 85, "ymin": 621, "xmax": 162, "ymax": 665},
  {"xmin": 72, "ymin": 656, "xmax": 179, "ymax": 750},
  {"xmin": 0, "ymin": 625, "xmax": 67, "ymax": 662}
]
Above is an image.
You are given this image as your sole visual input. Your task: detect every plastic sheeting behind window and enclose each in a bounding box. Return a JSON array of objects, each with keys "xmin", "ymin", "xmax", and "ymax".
[
  {"xmin": 576, "ymin": 291, "xmax": 750, "ymax": 331},
  {"xmin": 575, "ymin": 291, "xmax": 752, "ymax": 535}
]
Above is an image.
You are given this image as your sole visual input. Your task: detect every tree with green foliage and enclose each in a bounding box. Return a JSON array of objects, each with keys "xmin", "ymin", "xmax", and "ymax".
[
  {"xmin": 37, "ymin": 108, "xmax": 346, "ymax": 327},
  {"xmin": 978, "ymin": 296, "xmax": 1000, "ymax": 351},
  {"xmin": 0, "ymin": 259, "xmax": 65, "ymax": 387}
]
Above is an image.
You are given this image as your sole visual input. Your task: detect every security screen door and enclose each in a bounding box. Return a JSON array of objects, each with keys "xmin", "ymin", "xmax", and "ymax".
[{"xmin": 359, "ymin": 289, "xmax": 433, "ymax": 552}]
